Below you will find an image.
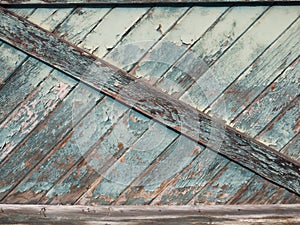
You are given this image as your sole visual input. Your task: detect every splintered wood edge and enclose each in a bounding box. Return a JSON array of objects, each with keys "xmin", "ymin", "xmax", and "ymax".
[{"xmin": 1, "ymin": 7, "xmax": 300, "ymax": 196}]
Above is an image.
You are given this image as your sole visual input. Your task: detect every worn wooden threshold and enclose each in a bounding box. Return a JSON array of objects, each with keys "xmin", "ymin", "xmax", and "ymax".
[
  {"xmin": 1, "ymin": 204, "xmax": 300, "ymax": 224},
  {"xmin": 1, "ymin": 7, "xmax": 300, "ymax": 196},
  {"xmin": 1, "ymin": 0, "xmax": 300, "ymax": 5}
]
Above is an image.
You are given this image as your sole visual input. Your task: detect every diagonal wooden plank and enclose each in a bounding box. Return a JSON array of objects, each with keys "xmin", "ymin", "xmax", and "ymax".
[
  {"xmin": 1, "ymin": 7, "xmax": 300, "ymax": 195},
  {"xmin": 1, "ymin": 0, "xmax": 299, "ymax": 5}
]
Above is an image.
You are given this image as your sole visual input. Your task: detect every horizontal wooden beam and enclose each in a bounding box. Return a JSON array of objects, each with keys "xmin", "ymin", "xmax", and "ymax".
[
  {"xmin": 1, "ymin": 7, "xmax": 300, "ymax": 195},
  {"xmin": 1, "ymin": 0, "xmax": 299, "ymax": 5},
  {"xmin": 1, "ymin": 204, "xmax": 300, "ymax": 224}
]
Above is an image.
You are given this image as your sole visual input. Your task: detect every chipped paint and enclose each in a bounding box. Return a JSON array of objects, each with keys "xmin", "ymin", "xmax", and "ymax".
[
  {"xmin": 181, "ymin": 6, "xmax": 300, "ymax": 111},
  {"xmin": 1, "ymin": 84, "xmax": 101, "ymax": 203}
]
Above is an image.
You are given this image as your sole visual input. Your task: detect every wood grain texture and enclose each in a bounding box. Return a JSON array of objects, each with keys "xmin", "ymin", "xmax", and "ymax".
[
  {"xmin": 1, "ymin": 0, "xmax": 299, "ymax": 5},
  {"xmin": 0, "ymin": 84, "xmax": 102, "ymax": 202},
  {"xmin": 0, "ymin": 42, "xmax": 26, "ymax": 86},
  {"xmin": 104, "ymin": 6, "xmax": 189, "ymax": 68},
  {"xmin": 186, "ymin": 60, "xmax": 300, "ymax": 205},
  {"xmin": 76, "ymin": 122, "xmax": 178, "ymax": 205},
  {"xmin": 113, "ymin": 7, "xmax": 268, "ymax": 205},
  {"xmin": 233, "ymin": 57, "xmax": 300, "ymax": 138},
  {"xmin": 42, "ymin": 6, "xmax": 197, "ymax": 206},
  {"xmin": 228, "ymin": 176, "xmax": 299, "ymax": 204},
  {"xmin": 281, "ymin": 134, "xmax": 300, "ymax": 161},
  {"xmin": 25, "ymin": 7, "xmax": 74, "ymax": 32},
  {"xmin": 54, "ymin": 7, "xmax": 111, "ymax": 45},
  {"xmin": 7, "ymin": 7, "xmax": 35, "ymax": 18},
  {"xmin": 0, "ymin": 69, "xmax": 75, "ymax": 164},
  {"xmin": 87, "ymin": 7, "xmax": 224, "ymax": 205},
  {"xmin": 121, "ymin": 6, "xmax": 226, "ymax": 83},
  {"xmin": 147, "ymin": 8, "xmax": 300, "ymax": 204},
  {"xmin": 157, "ymin": 6, "xmax": 267, "ymax": 98},
  {"xmin": 210, "ymin": 18, "xmax": 300, "ymax": 123},
  {"xmin": 151, "ymin": 151, "xmax": 230, "ymax": 205},
  {"xmin": 1, "ymin": 7, "xmax": 300, "ymax": 195},
  {"xmin": 189, "ymin": 162, "xmax": 254, "ymax": 205},
  {"xmin": 115, "ymin": 136, "xmax": 205, "ymax": 205},
  {"xmin": 0, "ymin": 58, "xmax": 52, "ymax": 123},
  {"xmin": 180, "ymin": 6, "xmax": 300, "ymax": 111},
  {"xmin": 258, "ymin": 96, "xmax": 299, "ymax": 152},
  {"xmin": 44, "ymin": 110, "xmax": 153, "ymax": 205},
  {"xmin": 78, "ymin": 7, "xmax": 150, "ymax": 58},
  {"xmin": 3, "ymin": 96, "xmax": 128, "ymax": 204},
  {"xmin": 1, "ymin": 204, "xmax": 300, "ymax": 225}
]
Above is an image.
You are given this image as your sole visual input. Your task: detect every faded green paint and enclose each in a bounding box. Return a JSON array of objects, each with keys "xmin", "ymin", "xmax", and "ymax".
[
  {"xmin": 7, "ymin": 8, "xmax": 35, "ymax": 18},
  {"xmin": 181, "ymin": 6, "xmax": 300, "ymax": 111},
  {"xmin": 0, "ymin": 69, "xmax": 76, "ymax": 163},
  {"xmin": 27, "ymin": 8, "xmax": 74, "ymax": 32},
  {"xmin": 55, "ymin": 7, "xmax": 111, "ymax": 44},
  {"xmin": 0, "ymin": 42, "xmax": 27, "ymax": 86},
  {"xmin": 0, "ymin": 58, "xmax": 52, "ymax": 123},
  {"xmin": 8, "ymin": 96, "xmax": 125, "ymax": 202},
  {"xmin": 229, "ymin": 176, "xmax": 283, "ymax": 204},
  {"xmin": 282, "ymin": 135, "xmax": 300, "ymax": 162},
  {"xmin": 4, "ymin": 7, "xmax": 298, "ymax": 204},
  {"xmin": 157, "ymin": 6, "xmax": 267, "ymax": 98},
  {"xmin": 78, "ymin": 122, "xmax": 178, "ymax": 205},
  {"xmin": 152, "ymin": 150, "xmax": 230, "ymax": 205},
  {"xmin": 190, "ymin": 162, "xmax": 254, "ymax": 205},
  {"xmin": 127, "ymin": 6, "xmax": 226, "ymax": 82},
  {"xmin": 79, "ymin": 7, "xmax": 150, "ymax": 57},
  {"xmin": 234, "ymin": 57, "xmax": 300, "ymax": 137},
  {"xmin": 258, "ymin": 98, "xmax": 299, "ymax": 151},
  {"xmin": 1, "ymin": 84, "xmax": 102, "ymax": 203},
  {"xmin": 210, "ymin": 18, "xmax": 300, "ymax": 123},
  {"xmin": 105, "ymin": 6, "xmax": 189, "ymax": 69},
  {"xmin": 45, "ymin": 110, "xmax": 152, "ymax": 204},
  {"xmin": 116, "ymin": 136, "xmax": 205, "ymax": 205}
]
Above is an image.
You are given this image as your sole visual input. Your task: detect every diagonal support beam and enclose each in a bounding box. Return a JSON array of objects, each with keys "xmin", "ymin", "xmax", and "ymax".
[{"xmin": 1, "ymin": 7, "xmax": 300, "ymax": 195}]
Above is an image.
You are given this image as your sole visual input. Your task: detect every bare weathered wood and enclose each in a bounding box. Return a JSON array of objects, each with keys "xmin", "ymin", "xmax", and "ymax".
[
  {"xmin": 1, "ymin": 0, "xmax": 299, "ymax": 5},
  {"xmin": 112, "ymin": 6, "xmax": 267, "ymax": 205},
  {"xmin": 0, "ymin": 204, "xmax": 300, "ymax": 225},
  {"xmin": 1, "ymin": 8, "xmax": 300, "ymax": 195},
  {"xmin": 151, "ymin": 151, "xmax": 230, "ymax": 205},
  {"xmin": 115, "ymin": 136, "xmax": 205, "ymax": 205},
  {"xmin": 228, "ymin": 176, "xmax": 299, "ymax": 204},
  {"xmin": 76, "ymin": 123, "xmax": 177, "ymax": 205},
  {"xmin": 189, "ymin": 162, "xmax": 254, "ymax": 205}
]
